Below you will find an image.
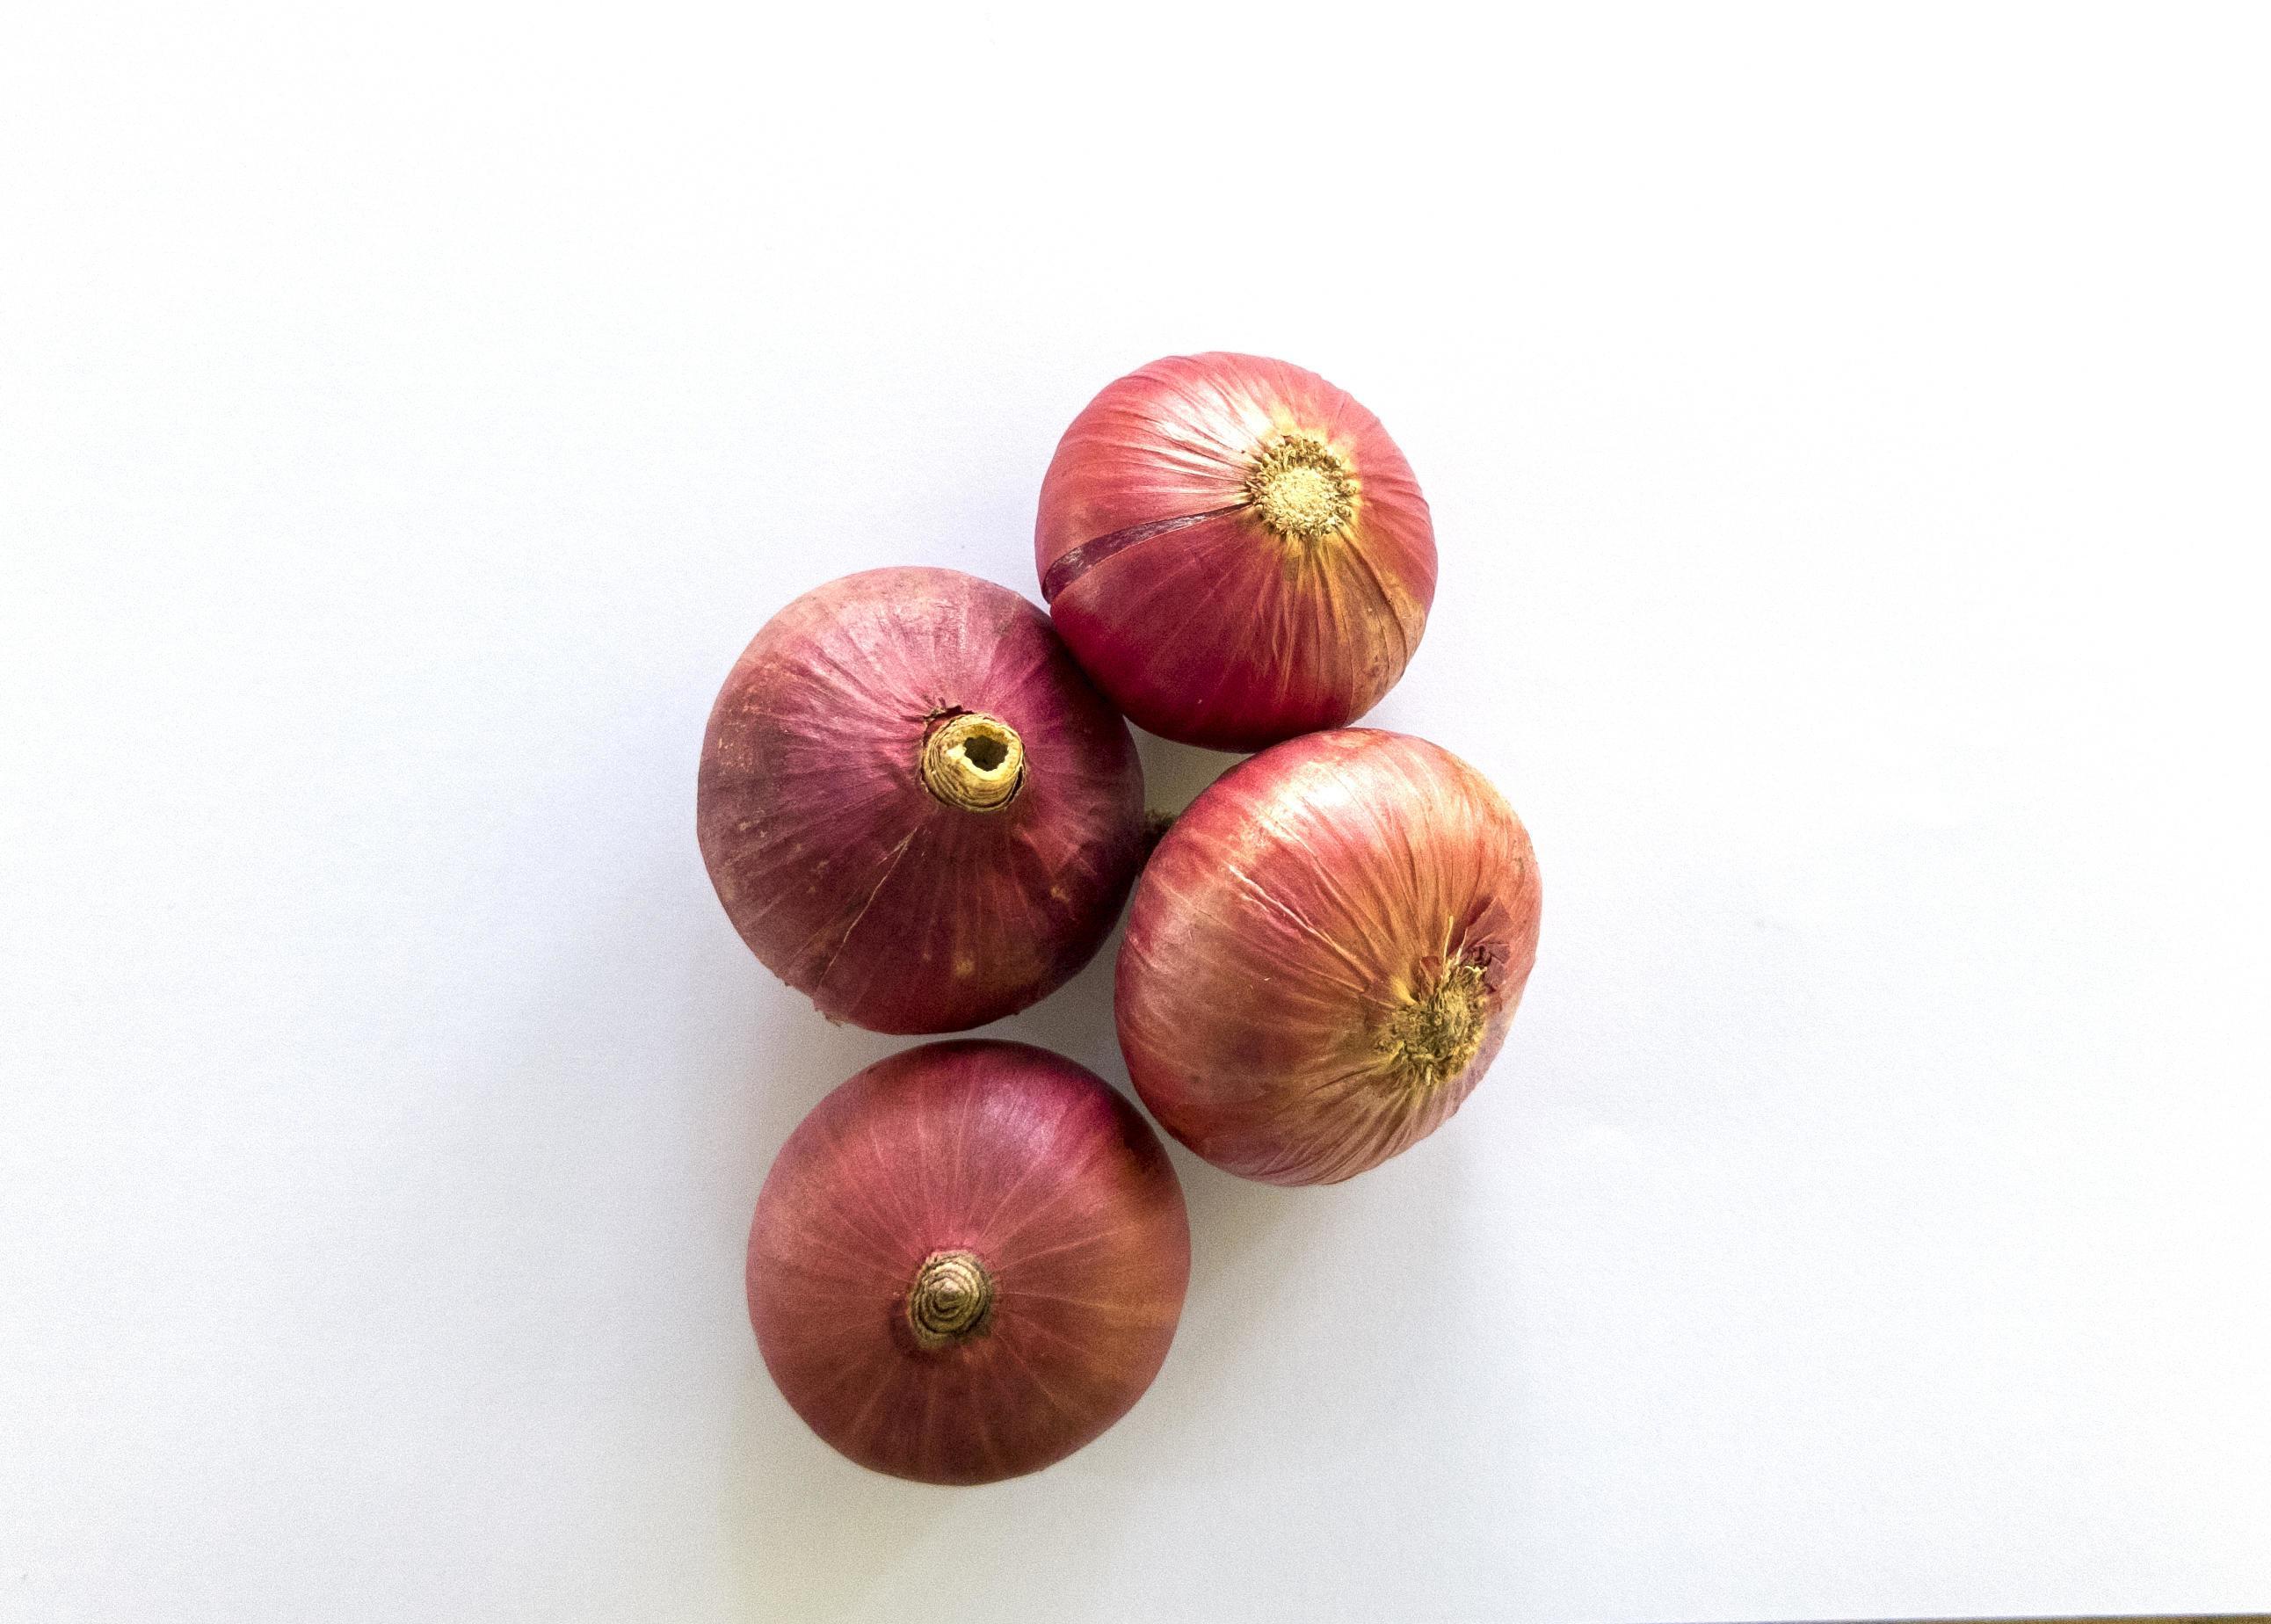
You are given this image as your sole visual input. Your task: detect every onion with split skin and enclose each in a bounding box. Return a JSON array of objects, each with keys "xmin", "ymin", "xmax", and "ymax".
[
  {"xmin": 1035, "ymin": 352, "xmax": 1435, "ymax": 751},
  {"xmin": 698, "ymin": 567, "xmax": 1145, "ymax": 1034},
  {"xmin": 748, "ymin": 1040, "xmax": 1191, "ymax": 1485},
  {"xmin": 1116, "ymin": 729, "xmax": 1542, "ymax": 1185}
]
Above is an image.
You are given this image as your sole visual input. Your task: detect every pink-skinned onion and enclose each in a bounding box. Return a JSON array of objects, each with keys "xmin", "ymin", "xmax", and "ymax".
[
  {"xmin": 699, "ymin": 568, "xmax": 1144, "ymax": 1034},
  {"xmin": 1035, "ymin": 353, "xmax": 1434, "ymax": 751},
  {"xmin": 1118, "ymin": 729, "xmax": 1542, "ymax": 1185},
  {"xmin": 748, "ymin": 1040, "xmax": 1191, "ymax": 1485}
]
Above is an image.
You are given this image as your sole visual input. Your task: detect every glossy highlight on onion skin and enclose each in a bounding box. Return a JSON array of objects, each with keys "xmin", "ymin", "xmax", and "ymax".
[
  {"xmin": 748, "ymin": 1040, "xmax": 1192, "ymax": 1486},
  {"xmin": 1117, "ymin": 729, "xmax": 1542, "ymax": 1185},
  {"xmin": 699, "ymin": 568, "xmax": 1145, "ymax": 1034},
  {"xmin": 1035, "ymin": 353, "xmax": 1435, "ymax": 752}
]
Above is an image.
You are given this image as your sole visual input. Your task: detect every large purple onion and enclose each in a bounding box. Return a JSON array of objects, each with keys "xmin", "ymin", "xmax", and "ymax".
[
  {"xmin": 1119, "ymin": 729, "xmax": 1542, "ymax": 1184},
  {"xmin": 749, "ymin": 1040, "xmax": 1191, "ymax": 1484},
  {"xmin": 699, "ymin": 567, "xmax": 1144, "ymax": 1033},
  {"xmin": 1035, "ymin": 353, "xmax": 1435, "ymax": 751}
]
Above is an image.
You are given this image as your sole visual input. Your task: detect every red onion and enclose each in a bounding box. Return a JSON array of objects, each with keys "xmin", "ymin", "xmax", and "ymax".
[
  {"xmin": 698, "ymin": 567, "xmax": 1145, "ymax": 1033},
  {"xmin": 747, "ymin": 1040, "xmax": 1191, "ymax": 1485},
  {"xmin": 1117, "ymin": 729, "xmax": 1542, "ymax": 1185},
  {"xmin": 1034, "ymin": 353, "xmax": 1435, "ymax": 751}
]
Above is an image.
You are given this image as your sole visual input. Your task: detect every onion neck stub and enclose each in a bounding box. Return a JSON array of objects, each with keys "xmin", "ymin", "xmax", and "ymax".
[
  {"xmin": 1244, "ymin": 433, "xmax": 1356, "ymax": 545},
  {"xmin": 905, "ymin": 1249, "xmax": 995, "ymax": 1349},
  {"xmin": 1374, "ymin": 958, "xmax": 1490, "ymax": 1097},
  {"xmin": 920, "ymin": 712, "xmax": 1025, "ymax": 812}
]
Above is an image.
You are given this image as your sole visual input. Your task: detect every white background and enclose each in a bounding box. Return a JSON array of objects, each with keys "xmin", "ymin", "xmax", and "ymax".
[{"xmin": 4, "ymin": 4, "xmax": 2267, "ymax": 1620}]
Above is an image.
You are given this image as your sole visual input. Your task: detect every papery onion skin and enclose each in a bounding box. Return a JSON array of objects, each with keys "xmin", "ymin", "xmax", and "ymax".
[
  {"xmin": 748, "ymin": 1040, "xmax": 1191, "ymax": 1485},
  {"xmin": 1117, "ymin": 729, "xmax": 1542, "ymax": 1185},
  {"xmin": 1034, "ymin": 353, "xmax": 1435, "ymax": 752},
  {"xmin": 699, "ymin": 568, "xmax": 1145, "ymax": 1034}
]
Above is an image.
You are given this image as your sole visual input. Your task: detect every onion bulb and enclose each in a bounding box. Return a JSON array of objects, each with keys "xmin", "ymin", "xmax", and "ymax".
[
  {"xmin": 699, "ymin": 567, "xmax": 1145, "ymax": 1034},
  {"xmin": 1034, "ymin": 353, "xmax": 1434, "ymax": 751},
  {"xmin": 747, "ymin": 1040, "xmax": 1191, "ymax": 1484},
  {"xmin": 1117, "ymin": 729, "xmax": 1541, "ymax": 1185}
]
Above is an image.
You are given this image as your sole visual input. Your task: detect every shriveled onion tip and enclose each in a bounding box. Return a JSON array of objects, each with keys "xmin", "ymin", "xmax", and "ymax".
[
  {"xmin": 1244, "ymin": 434, "xmax": 1356, "ymax": 544},
  {"xmin": 906, "ymin": 1248, "xmax": 995, "ymax": 1349},
  {"xmin": 919, "ymin": 712, "xmax": 1025, "ymax": 813},
  {"xmin": 1375, "ymin": 957, "xmax": 1490, "ymax": 1097}
]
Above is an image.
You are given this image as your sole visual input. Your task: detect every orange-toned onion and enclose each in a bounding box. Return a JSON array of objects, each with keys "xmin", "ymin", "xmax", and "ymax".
[
  {"xmin": 1117, "ymin": 729, "xmax": 1542, "ymax": 1185},
  {"xmin": 699, "ymin": 568, "xmax": 1144, "ymax": 1034},
  {"xmin": 748, "ymin": 1040, "xmax": 1191, "ymax": 1485},
  {"xmin": 1034, "ymin": 353, "xmax": 1435, "ymax": 751}
]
